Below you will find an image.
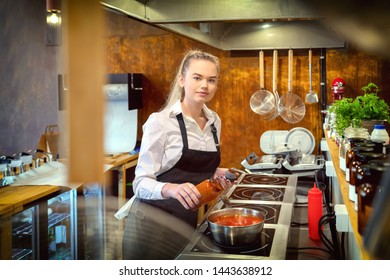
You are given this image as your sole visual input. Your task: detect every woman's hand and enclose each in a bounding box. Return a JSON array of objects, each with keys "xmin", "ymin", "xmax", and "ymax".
[
  {"xmin": 213, "ymin": 167, "xmax": 229, "ymax": 179},
  {"xmin": 213, "ymin": 168, "xmax": 237, "ymax": 188},
  {"xmin": 161, "ymin": 183, "xmax": 201, "ymax": 210}
]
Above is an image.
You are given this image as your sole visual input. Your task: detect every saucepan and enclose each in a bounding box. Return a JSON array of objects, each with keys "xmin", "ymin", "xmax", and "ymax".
[{"xmin": 207, "ymin": 206, "xmax": 265, "ymax": 247}]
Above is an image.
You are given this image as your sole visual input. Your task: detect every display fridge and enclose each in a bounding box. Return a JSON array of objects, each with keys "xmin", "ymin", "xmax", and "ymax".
[{"xmin": 11, "ymin": 189, "xmax": 77, "ymax": 260}]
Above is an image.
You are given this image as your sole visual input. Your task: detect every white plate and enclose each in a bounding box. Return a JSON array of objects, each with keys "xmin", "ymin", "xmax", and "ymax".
[
  {"xmin": 259, "ymin": 130, "xmax": 289, "ymax": 154},
  {"xmin": 285, "ymin": 127, "xmax": 315, "ymax": 154}
]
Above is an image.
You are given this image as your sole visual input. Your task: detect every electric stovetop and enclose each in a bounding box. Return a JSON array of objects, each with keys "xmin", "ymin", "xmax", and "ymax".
[
  {"xmin": 236, "ymin": 173, "xmax": 297, "ymax": 187},
  {"xmin": 177, "ymin": 173, "xmax": 297, "ymax": 260}
]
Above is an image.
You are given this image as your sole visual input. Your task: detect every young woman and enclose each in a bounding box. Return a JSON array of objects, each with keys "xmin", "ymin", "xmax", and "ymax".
[{"xmin": 122, "ymin": 50, "xmax": 232, "ymax": 259}]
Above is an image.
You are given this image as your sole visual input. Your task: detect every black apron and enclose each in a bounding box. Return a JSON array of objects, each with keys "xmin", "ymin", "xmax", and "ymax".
[{"xmin": 122, "ymin": 113, "xmax": 221, "ymax": 259}]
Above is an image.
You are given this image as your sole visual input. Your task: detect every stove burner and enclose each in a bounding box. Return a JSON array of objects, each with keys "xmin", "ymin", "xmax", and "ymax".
[
  {"xmin": 229, "ymin": 186, "xmax": 285, "ymax": 202},
  {"xmin": 213, "ymin": 237, "xmax": 268, "ymax": 253},
  {"xmin": 222, "ymin": 203, "xmax": 281, "ymax": 224},
  {"xmin": 192, "ymin": 228, "xmax": 275, "ymax": 256},
  {"xmin": 239, "ymin": 174, "xmax": 289, "ymax": 185}
]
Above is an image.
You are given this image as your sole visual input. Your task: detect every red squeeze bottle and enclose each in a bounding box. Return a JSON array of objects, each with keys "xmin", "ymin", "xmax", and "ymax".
[{"xmin": 308, "ymin": 183, "xmax": 323, "ymax": 240}]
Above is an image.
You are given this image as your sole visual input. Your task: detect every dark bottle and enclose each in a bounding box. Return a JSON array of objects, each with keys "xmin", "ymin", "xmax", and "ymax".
[
  {"xmin": 350, "ymin": 152, "xmax": 384, "ymax": 210},
  {"xmin": 345, "ymin": 141, "xmax": 372, "ymax": 183},
  {"xmin": 357, "ymin": 164, "xmax": 388, "ymax": 234},
  {"xmin": 347, "ymin": 146, "xmax": 374, "ymax": 203}
]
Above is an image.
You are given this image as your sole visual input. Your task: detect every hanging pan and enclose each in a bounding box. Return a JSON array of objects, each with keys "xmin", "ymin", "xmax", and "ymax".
[
  {"xmin": 279, "ymin": 49, "xmax": 306, "ymax": 124},
  {"xmin": 250, "ymin": 50, "xmax": 276, "ymax": 117}
]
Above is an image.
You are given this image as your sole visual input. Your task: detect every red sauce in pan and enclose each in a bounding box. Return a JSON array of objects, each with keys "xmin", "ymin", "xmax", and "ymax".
[{"xmin": 210, "ymin": 214, "xmax": 263, "ymax": 226}]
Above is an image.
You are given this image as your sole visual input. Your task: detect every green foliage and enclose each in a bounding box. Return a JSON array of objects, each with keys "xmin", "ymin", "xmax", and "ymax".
[
  {"xmin": 329, "ymin": 97, "xmax": 359, "ymax": 135},
  {"xmin": 354, "ymin": 93, "xmax": 390, "ymax": 125},
  {"xmin": 329, "ymin": 83, "xmax": 390, "ymax": 135}
]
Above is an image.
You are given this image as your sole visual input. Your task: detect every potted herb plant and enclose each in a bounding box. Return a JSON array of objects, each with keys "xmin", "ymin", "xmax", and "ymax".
[
  {"xmin": 329, "ymin": 97, "xmax": 360, "ymax": 136},
  {"xmin": 354, "ymin": 83, "xmax": 390, "ymax": 132},
  {"xmin": 329, "ymin": 82, "xmax": 390, "ymax": 136}
]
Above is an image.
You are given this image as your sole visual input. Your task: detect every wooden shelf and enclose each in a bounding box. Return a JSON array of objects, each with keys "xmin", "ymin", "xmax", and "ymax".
[{"xmin": 325, "ymin": 134, "xmax": 371, "ymax": 259}]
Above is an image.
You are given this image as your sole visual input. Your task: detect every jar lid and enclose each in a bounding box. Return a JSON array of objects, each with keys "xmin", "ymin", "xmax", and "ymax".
[
  {"xmin": 368, "ymin": 159, "xmax": 390, "ymax": 168},
  {"xmin": 356, "ymin": 152, "xmax": 384, "ymax": 162},
  {"xmin": 374, "ymin": 124, "xmax": 386, "ymax": 129},
  {"xmin": 348, "ymin": 137, "xmax": 366, "ymax": 142},
  {"xmin": 353, "ymin": 146, "xmax": 374, "ymax": 153},
  {"xmin": 355, "ymin": 141, "xmax": 375, "ymax": 147}
]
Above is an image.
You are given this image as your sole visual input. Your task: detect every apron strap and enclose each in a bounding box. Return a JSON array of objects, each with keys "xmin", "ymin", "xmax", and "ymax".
[
  {"xmin": 210, "ymin": 123, "xmax": 220, "ymax": 152},
  {"xmin": 176, "ymin": 113, "xmax": 189, "ymax": 148},
  {"xmin": 176, "ymin": 113, "xmax": 220, "ymax": 152}
]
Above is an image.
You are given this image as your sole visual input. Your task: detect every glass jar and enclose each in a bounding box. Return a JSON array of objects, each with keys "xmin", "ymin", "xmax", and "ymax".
[
  {"xmin": 370, "ymin": 124, "xmax": 389, "ymax": 145},
  {"xmin": 193, "ymin": 178, "xmax": 224, "ymax": 209},
  {"xmin": 350, "ymin": 152, "xmax": 385, "ymax": 209},
  {"xmin": 385, "ymin": 144, "xmax": 390, "ymax": 155},
  {"xmin": 341, "ymin": 132, "xmax": 369, "ymax": 174},
  {"xmin": 346, "ymin": 144, "xmax": 373, "ymax": 183},
  {"xmin": 358, "ymin": 140, "xmax": 383, "ymax": 154},
  {"xmin": 357, "ymin": 164, "xmax": 389, "ymax": 234},
  {"xmin": 339, "ymin": 136, "xmax": 349, "ymax": 172}
]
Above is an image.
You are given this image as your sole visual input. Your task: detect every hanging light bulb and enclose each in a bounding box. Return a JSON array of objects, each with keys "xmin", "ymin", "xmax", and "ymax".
[
  {"xmin": 47, "ymin": 12, "xmax": 60, "ymax": 25},
  {"xmin": 46, "ymin": 0, "xmax": 62, "ymax": 46}
]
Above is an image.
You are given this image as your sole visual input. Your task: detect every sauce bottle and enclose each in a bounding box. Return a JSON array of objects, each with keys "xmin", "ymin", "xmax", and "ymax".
[
  {"xmin": 308, "ymin": 183, "xmax": 323, "ymax": 240},
  {"xmin": 192, "ymin": 178, "xmax": 224, "ymax": 210}
]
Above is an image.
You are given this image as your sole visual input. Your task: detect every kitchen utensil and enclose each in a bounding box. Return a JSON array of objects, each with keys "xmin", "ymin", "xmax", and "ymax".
[
  {"xmin": 266, "ymin": 49, "xmax": 280, "ymax": 120},
  {"xmin": 305, "ymin": 49, "xmax": 319, "ymax": 104},
  {"xmin": 207, "ymin": 207, "xmax": 265, "ymax": 247},
  {"xmin": 250, "ymin": 51, "xmax": 276, "ymax": 116},
  {"xmin": 285, "ymin": 127, "xmax": 316, "ymax": 154},
  {"xmin": 279, "ymin": 49, "xmax": 306, "ymax": 124}
]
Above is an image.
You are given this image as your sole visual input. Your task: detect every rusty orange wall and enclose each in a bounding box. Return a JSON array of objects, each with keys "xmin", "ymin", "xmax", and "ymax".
[{"xmin": 104, "ymin": 11, "xmax": 389, "ymax": 169}]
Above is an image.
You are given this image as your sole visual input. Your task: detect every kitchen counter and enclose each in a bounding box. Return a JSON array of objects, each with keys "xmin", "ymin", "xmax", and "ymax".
[
  {"xmin": 0, "ymin": 153, "xmax": 138, "ymax": 260},
  {"xmin": 0, "ymin": 185, "xmax": 62, "ymax": 218},
  {"xmin": 0, "ymin": 184, "xmax": 62, "ymax": 259},
  {"xmin": 324, "ymin": 134, "xmax": 371, "ymax": 259},
  {"xmin": 104, "ymin": 153, "xmax": 138, "ymax": 200}
]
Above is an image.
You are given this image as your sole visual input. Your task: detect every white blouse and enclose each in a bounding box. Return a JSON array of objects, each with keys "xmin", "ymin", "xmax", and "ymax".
[{"xmin": 133, "ymin": 100, "xmax": 221, "ymax": 200}]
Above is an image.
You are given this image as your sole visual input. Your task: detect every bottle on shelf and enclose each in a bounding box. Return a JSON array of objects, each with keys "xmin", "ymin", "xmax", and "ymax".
[{"xmin": 370, "ymin": 124, "xmax": 389, "ymax": 153}]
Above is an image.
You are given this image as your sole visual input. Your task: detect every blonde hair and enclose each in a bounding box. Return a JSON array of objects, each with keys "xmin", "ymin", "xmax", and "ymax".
[{"xmin": 161, "ymin": 50, "xmax": 220, "ymax": 110}]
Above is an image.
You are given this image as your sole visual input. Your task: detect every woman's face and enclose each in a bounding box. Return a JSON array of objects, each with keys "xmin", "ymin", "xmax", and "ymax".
[{"xmin": 179, "ymin": 59, "xmax": 219, "ymax": 105}]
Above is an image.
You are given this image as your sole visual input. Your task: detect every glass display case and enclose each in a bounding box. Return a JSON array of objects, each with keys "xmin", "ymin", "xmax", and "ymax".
[{"xmin": 11, "ymin": 190, "xmax": 77, "ymax": 260}]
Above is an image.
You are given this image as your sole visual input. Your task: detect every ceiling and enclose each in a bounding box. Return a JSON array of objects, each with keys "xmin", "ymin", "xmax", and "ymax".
[
  {"xmin": 101, "ymin": 0, "xmax": 390, "ymax": 56},
  {"xmin": 101, "ymin": 0, "xmax": 344, "ymax": 50}
]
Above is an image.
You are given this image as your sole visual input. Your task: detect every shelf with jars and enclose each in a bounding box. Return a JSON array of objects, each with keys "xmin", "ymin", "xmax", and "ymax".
[{"xmin": 325, "ymin": 131, "xmax": 389, "ymax": 260}]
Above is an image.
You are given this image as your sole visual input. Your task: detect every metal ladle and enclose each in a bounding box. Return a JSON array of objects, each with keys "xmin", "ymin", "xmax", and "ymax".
[{"xmin": 305, "ymin": 49, "xmax": 319, "ymax": 104}]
